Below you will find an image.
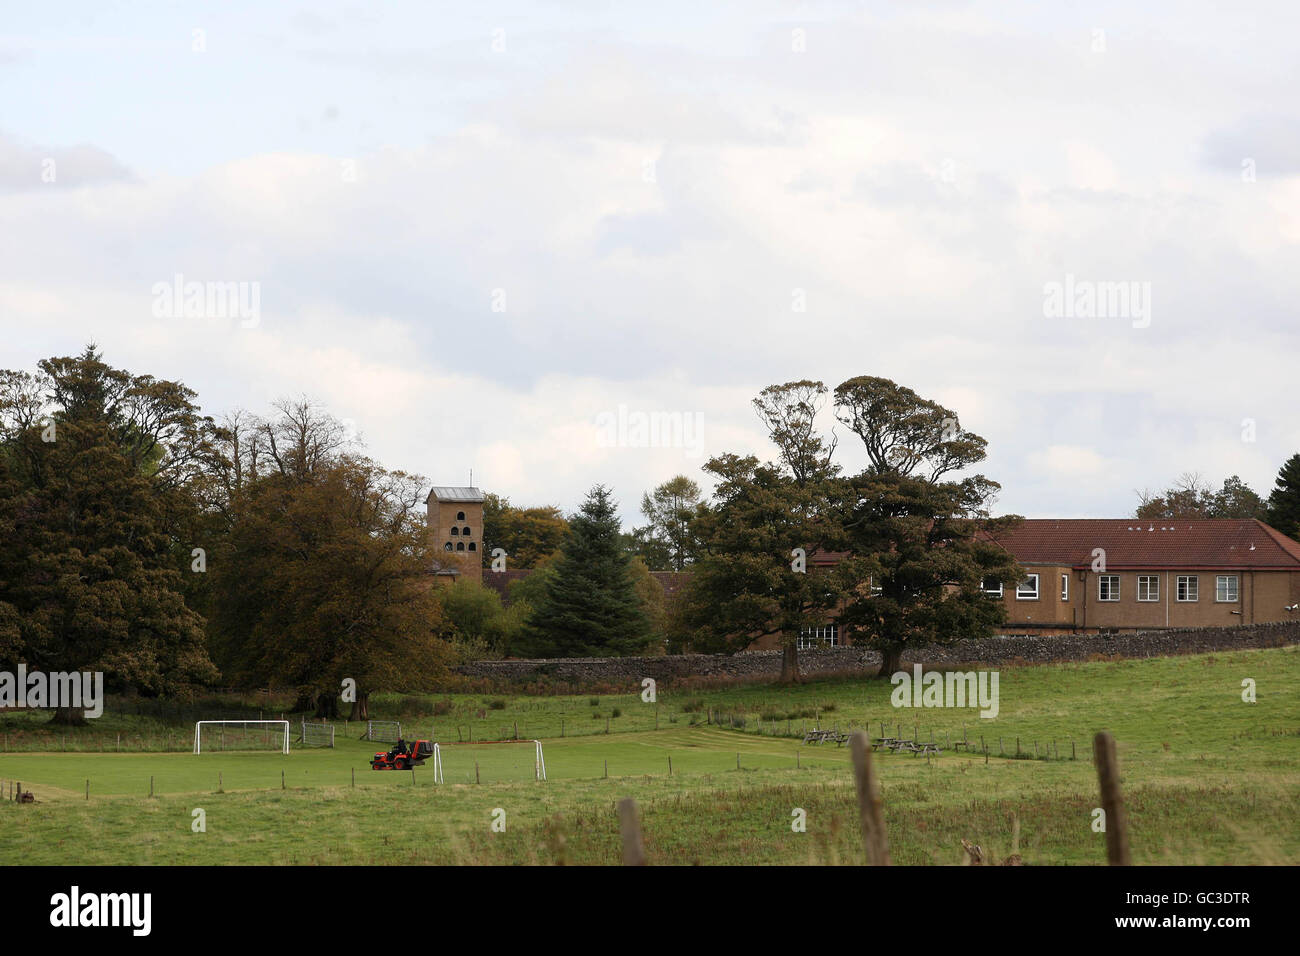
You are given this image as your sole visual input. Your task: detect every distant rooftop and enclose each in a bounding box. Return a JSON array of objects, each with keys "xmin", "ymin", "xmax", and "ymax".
[
  {"xmin": 427, "ymin": 486, "xmax": 485, "ymax": 503},
  {"xmin": 988, "ymin": 518, "xmax": 1300, "ymax": 570}
]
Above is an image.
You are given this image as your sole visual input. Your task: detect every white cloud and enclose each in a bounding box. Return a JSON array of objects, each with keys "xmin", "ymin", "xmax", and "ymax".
[{"xmin": 3, "ymin": 3, "xmax": 1300, "ymax": 523}]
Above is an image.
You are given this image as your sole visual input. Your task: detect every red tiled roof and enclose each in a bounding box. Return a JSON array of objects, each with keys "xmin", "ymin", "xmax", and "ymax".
[{"xmin": 988, "ymin": 518, "xmax": 1300, "ymax": 570}]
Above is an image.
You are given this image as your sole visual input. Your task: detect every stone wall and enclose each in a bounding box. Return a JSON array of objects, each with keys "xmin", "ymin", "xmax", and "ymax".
[{"xmin": 453, "ymin": 621, "xmax": 1300, "ymax": 685}]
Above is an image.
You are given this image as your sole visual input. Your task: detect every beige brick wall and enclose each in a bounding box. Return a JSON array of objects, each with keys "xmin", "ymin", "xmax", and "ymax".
[{"xmin": 429, "ymin": 498, "xmax": 483, "ymax": 584}]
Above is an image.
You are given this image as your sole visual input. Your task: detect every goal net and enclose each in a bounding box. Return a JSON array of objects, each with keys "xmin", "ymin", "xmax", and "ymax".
[
  {"xmin": 299, "ymin": 720, "xmax": 335, "ymax": 748},
  {"xmin": 193, "ymin": 720, "xmax": 290, "ymax": 754},
  {"xmin": 364, "ymin": 720, "xmax": 401, "ymax": 742},
  {"xmin": 439, "ymin": 739, "xmax": 546, "ymax": 783}
]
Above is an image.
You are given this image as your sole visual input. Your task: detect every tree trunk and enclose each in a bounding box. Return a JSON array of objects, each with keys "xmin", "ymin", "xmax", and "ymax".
[
  {"xmin": 780, "ymin": 641, "xmax": 801, "ymax": 684},
  {"xmin": 314, "ymin": 693, "xmax": 339, "ymax": 719},
  {"xmin": 347, "ymin": 691, "xmax": 369, "ymax": 722},
  {"xmin": 879, "ymin": 644, "xmax": 904, "ymax": 677},
  {"xmin": 49, "ymin": 705, "xmax": 88, "ymax": 727}
]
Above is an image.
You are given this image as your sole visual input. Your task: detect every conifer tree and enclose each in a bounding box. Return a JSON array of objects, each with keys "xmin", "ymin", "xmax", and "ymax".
[
  {"xmin": 516, "ymin": 485, "xmax": 650, "ymax": 657},
  {"xmin": 1266, "ymin": 453, "xmax": 1300, "ymax": 540}
]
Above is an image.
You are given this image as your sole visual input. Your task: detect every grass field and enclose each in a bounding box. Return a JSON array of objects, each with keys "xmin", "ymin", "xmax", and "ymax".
[{"xmin": 2, "ymin": 646, "xmax": 1297, "ymax": 865}]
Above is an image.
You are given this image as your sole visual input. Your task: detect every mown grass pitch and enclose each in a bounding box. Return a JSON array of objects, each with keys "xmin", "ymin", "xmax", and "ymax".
[{"xmin": 1, "ymin": 647, "xmax": 1297, "ymax": 865}]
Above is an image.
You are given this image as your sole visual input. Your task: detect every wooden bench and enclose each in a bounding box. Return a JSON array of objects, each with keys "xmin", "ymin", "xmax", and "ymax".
[{"xmin": 803, "ymin": 729, "xmax": 851, "ymax": 746}]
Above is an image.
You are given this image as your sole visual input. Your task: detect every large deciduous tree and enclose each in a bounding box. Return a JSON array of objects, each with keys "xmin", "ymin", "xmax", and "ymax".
[
  {"xmin": 204, "ymin": 401, "xmax": 451, "ymax": 718},
  {"xmin": 832, "ymin": 376, "xmax": 1022, "ymax": 676},
  {"xmin": 0, "ymin": 347, "xmax": 219, "ymax": 722},
  {"xmin": 481, "ymin": 493, "xmax": 569, "ymax": 570},
  {"xmin": 630, "ymin": 475, "xmax": 703, "ymax": 570},
  {"xmin": 677, "ymin": 381, "xmax": 850, "ymax": 682}
]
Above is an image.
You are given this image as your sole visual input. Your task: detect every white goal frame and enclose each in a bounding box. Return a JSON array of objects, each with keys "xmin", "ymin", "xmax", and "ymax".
[
  {"xmin": 533, "ymin": 739, "xmax": 547, "ymax": 781},
  {"xmin": 431, "ymin": 743, "xmax": 444, "ymax": 784},
  {"xmin": 193, "ymin": 720, "xmax": 290, "ymax": 754}
]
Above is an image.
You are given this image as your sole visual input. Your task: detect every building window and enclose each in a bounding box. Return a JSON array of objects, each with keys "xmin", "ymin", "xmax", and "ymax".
[
  {"xmin": 462, "ymin": 526, "xmax": 471, "ymax": 536},
  {"xmin": 1176, "ymin": 575, "xmax": 1198, "ymax": 602},
  {"xmin": 468, "ymin": 542, "xmax": 476, "ymax": 552},
  {"xmin": 1137, "ymin": 575, "xmax": 1159, "ymax": 602},
  {"xmin": 798, "ymin": 624, "xmax": 838, "ymax": 649},
  {"xmin": 1099, "ymin": 575, "xmax": 1120, "ymax": 601},
  {"xmin": 868, "ymin": 575, "xmax": 883, "ymax": 596},
  {"xmin": 450, "ymin": 527, "xmax": 459, "ymax": 536},
  {"xmin": 1061, "ymin": 574, "xmax": 1069, "ymax": 602},
  {"xmin": 1016, "ymin": 574, "xmax": 1039, "ymax": 600},
  {"xmin": 457, "ymin": 511, "xmax": 466, "ymax": 521},
  {"xmin": 456, "ymin": 542, "xmax": 465, "ymax": 551},
  {"xmin": 1216, "ymin": 575, "xmax": 1239, "ymax": 603},
  {"xmin": 444, "ymin": 542, "xmax": 452, "ymax": 551},
  {"xmin": 981, "ymin": 578, "xmax": 1003, "ymax": 598}
]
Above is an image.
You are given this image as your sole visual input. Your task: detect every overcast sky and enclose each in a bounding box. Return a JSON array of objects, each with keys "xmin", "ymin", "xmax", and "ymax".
[{"xmin": 3, "ymin": 2, "xmax": 1298, "ymax": 526}]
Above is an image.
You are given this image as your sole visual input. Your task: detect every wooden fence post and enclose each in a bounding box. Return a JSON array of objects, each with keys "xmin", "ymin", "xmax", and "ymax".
[
  {"xmin": 849, "ymin": 731, "xmax": 890, "ymax": 865},
  {"xmin": 618, "ymin": 797, "xmax": 647, "ymax": 866},
  {"xmin": 1093, "ymin": 731, "xmax": 1131, "ymax": 865}
]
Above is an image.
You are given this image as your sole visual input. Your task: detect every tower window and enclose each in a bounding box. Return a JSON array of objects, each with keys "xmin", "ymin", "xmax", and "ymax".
[
  {"xmin": 450, "ymin": 527, "xmax": 459, "ymax": 536},
  {"xmin": 462, "ymin": 526, "xmax": 471, "ymax": 536},
  {"xmin": 456, "ymin": 542, "xmax": 465, "ymax": 551},
  {"xmin": 457, "ymin": 511, "xmax": 466, "ymax": 521},
  {"xmin": 468, "ymin": 542, "xmax": 476, "ymax": 552},
  {"xmin": 444, "ymin": 542, "xmax": 452, "ymax": 551}
]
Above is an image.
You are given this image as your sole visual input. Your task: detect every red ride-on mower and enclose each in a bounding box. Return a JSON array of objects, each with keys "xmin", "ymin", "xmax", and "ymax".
[{"xmin": 370, "ymin": 739, "xmax": 434, "ymax": 771}]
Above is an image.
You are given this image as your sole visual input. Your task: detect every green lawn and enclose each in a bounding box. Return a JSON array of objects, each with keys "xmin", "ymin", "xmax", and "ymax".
[{"xmin": 2, "ymin": 646, "xmax": 1297, "ymax": 865}]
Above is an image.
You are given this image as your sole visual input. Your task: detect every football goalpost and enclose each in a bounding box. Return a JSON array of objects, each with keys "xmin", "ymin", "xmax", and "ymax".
[
  {"xmin": 364, "ymin": 720, "xmax": 401, "ymax": 742},
  {"xmin": 440, "ymin": 739, "xmax": 545, "ymax": 783},
  {"xmin": 193, "ymin": 720, "xmax": 290, "ymax": 755},
  {"xmin": 299, "ymin": 719, "xmax": 335, "ymax": 748}
]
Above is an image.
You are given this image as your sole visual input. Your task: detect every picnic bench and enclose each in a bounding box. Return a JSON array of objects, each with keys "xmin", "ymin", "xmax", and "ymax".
[
  {"xmin": 802, "ymin": 729, "xmax": 851, "ymax": 746},
  {"xmin": 873, "ymin": 737, "xmax": 942, "ymax": 756}
]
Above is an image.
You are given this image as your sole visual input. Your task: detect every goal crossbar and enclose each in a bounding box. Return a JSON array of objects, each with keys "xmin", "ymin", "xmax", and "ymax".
[{"xmin": 193, "ymin": 720, "xmax": 290, "ymax": 754}]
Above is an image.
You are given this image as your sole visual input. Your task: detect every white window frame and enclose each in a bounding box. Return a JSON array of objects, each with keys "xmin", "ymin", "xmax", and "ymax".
[
  {"xmin": 798, "ymin": 624, "xmax": 839, "ymax": 650},
  {"xmin": 1061, "ymin": 574, "xmax": 1069, "ymax": 602},
  {"xmin": 1098, "ymin": 575, "xmax": 1120, "ymax": 602},
  {"xmin": 1176, "ymin": 575, "xmax": 1198, "ymax": 602},
  {"xmin": 982, "ymin": 578, "xmax": 1003, "ymax": 598},
  {"xmin": 1215, "ymin": 575, "xmax": 1239, "ymax": 603},
  {"xmin": 1016, "ymin": 574, "xmax": 1040, "ymax": 600},
  {"xmin": 1137, "ymin": 575, "xmax": 1160, "ymax": 603}
]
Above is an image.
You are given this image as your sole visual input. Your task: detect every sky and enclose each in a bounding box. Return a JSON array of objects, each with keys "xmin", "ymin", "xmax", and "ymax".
[{"xmin": 3, "ymin": 2, "xmax": 1298, "ymax": 526}]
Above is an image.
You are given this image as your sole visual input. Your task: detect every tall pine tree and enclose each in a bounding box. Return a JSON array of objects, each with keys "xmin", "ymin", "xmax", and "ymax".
[
  {"xmin": 1266, "ymin": 453, "xmax": 1300, "ymax": 541},
  {"xmin": 516, "ymin": 485, "xmax": 650, "ymax": 657}
]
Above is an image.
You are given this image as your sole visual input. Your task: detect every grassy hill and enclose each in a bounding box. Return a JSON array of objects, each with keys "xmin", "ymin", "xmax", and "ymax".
[{"xmin": 1, "ymin": 646, "xmax": 1297, "ymax": 865}]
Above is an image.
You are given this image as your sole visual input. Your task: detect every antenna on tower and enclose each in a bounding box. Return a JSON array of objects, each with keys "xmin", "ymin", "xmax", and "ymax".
[{"xmin": 469, "ymin": 468, "xmax": 473, "ymax": 488}]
